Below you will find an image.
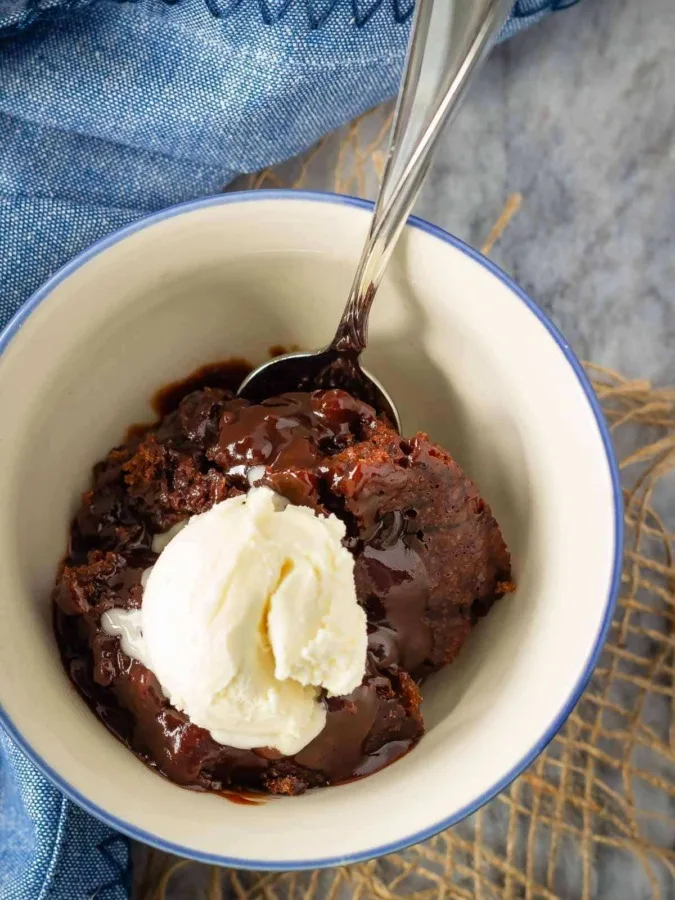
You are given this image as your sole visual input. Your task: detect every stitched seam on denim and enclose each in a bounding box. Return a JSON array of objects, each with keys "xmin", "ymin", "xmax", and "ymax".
[
  {"xmin": 36, "ymin": 794, "xmax": 69, "ymax": 900},
  {"xmin": 93, "ymin": 835, "xmax": 131, "ymax": 896},
  {"xmin": 2, "ymin": 0, "xmax": 414, "ymax": 36}
]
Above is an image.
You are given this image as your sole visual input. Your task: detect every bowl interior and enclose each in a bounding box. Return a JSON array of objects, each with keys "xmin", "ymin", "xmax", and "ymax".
[{"xmin": 0, "ymin": 194, "xmax": 618, "ymax": 867}]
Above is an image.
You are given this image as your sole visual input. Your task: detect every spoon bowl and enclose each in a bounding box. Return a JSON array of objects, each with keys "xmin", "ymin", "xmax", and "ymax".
[{"xmin": 238, "ymin": 346, "xmax": 401, "ymax": 429}]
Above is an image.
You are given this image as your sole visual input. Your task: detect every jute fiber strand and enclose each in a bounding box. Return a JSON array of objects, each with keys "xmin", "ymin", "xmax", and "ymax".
[{"xmin": 135, "ymin": 112, "xmax": 675, "ymax": 900}]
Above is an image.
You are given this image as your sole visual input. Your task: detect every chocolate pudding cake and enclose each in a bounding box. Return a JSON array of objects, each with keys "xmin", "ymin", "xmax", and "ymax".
[{"xmin": 53, "ymin": 365, "xmax": 513, "ymax": 795}]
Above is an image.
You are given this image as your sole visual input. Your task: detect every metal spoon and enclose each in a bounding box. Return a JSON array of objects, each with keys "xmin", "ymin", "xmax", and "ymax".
[{"xmin": 238, "ymin": 0, "xmax": 513, "ymax": 430}]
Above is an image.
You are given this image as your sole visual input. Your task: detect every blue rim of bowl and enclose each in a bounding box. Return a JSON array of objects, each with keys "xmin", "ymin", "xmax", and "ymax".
[{"xmin": 0, "ymin": 189, "xmax": 623, "ymax": 870}]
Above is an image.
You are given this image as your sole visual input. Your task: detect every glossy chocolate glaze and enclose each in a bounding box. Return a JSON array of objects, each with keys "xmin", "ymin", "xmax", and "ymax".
[
  {"xmin": 239, "ymin": 347, "xmax": 391, "ymax": 420},
  {"xmin": 53, "ymin": 362, "xmax": 512, "ymax": 795}
]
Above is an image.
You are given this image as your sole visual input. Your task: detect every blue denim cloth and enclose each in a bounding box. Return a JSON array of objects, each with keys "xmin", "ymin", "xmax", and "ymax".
[{"xmin": 0, "ymin": 2, "xmax": 579, "ymax": 898}]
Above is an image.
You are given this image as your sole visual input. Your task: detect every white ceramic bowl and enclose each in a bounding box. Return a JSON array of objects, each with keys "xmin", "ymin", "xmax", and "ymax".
[{"xmin": 0, "ymin": 191, "xmax": 621, "ymax": 869}]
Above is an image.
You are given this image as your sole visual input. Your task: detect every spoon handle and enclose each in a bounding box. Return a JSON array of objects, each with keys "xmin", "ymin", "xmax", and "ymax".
[{"xmin": 331, "ymin": 0, "xmax": 513, "ymax": 355}]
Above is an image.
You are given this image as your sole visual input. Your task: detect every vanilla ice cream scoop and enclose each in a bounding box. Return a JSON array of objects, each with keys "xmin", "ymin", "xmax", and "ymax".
[{"xmin": 102, "ymin": 487, "xmax": 366, "ymax": 755}]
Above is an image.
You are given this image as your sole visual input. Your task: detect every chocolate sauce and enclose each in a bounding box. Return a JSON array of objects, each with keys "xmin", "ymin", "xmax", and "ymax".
[
  {"xmin": 152, "ymin": 359, "xmax": 252, "ymax": 417},
  {"xmin": 53, "ymin": 362, "xmax": 513, "ymax": 796},
  {"xmin": 238, "ymin": 347, "xmax": 393, "ymax": 423},
  {"xmin": 218, "ymin": 791, "xmax": 266, "ymax": 806}
]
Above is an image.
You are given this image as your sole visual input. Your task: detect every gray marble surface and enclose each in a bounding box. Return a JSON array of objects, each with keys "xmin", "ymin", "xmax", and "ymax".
[
  {"xmin": 253, "ymin": 0, "xmax": 675, "ymax": 389},
  {"xmin": 421, "ymin": 0, "xmax": 674, "ymax": 389},
  {"xmin": 137, "ymin": 1, "xmax": 675, "ymax": 896}
]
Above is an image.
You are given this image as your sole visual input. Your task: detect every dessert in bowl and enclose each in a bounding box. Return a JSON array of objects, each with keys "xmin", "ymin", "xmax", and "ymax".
[
  {"xmin": 53, "ymin": 367, "xmax": 514, "ymax": 795},
  {"xmin": 0, "ymin": 191, "xmax": 621, "ymax": 868}
]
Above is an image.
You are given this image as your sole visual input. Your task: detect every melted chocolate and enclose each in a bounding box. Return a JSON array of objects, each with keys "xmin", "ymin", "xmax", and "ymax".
[
  {"xmin": 238, "ymin": 347, "xmax": 395, "ymax": 423},
  {"xmin": 152, "ymin": 359, "xmax": 252, "ymax": 417},
  {"xmin": 53, "ymin": 362, "xmax": 513, "ymax": 796}
]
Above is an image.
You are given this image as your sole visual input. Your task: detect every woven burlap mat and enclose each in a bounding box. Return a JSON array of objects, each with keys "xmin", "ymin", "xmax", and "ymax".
[{"xmin": 135, "ymin": 111, "xmax": 675, "ymax": 900}]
